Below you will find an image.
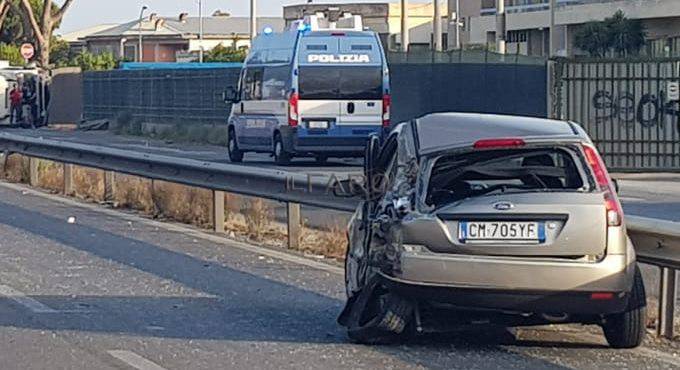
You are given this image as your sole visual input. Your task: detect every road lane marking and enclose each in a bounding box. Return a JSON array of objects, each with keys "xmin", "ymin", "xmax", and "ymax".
[
  {"xmin": 0, "ymin": 284, "xmax": 58, "ymax": 313},
  {"xmin": 107, "ymin": 350, "xmax": 167, "ymax": 370}
]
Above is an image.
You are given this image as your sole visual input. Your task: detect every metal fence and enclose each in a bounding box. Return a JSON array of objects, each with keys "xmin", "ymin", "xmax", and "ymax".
[
  {"xmin": 83, "ymin": 68, "xmax": 241, "ymax": 126},
  {"xmin": 83, "ymin": 53, "xmax": 548, "ymax": 128},
  {"xmin": 554, "ymin": 58, "xmax": 680, "ymax": 171}
]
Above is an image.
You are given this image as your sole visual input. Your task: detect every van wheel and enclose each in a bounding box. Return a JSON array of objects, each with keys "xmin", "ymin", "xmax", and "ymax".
[
  {"xmin": 315, "ymin": 155, "xmax": 328, "ymax": 165},
  {"xmin": 228, "ymin": 128, "xmax": 244, "ymax": 163},
  {"xmin": 274, "ymin": 134, "xmax": 291, "ymax": 165},
  {"xmin": 602, "ymin": 265, "xmax": 646, "ymax": 349}
]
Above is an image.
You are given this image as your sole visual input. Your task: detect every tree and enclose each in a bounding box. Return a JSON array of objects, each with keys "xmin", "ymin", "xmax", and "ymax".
[
  {"xmin": 606, "ymin": 10, "xmax": 646, "ymax": 57},
  {"xmin": 71, "ymin": 50, "xmax": 117, "ymax": 71},
  {"xmin": 574, "ymin": 10, "xmax": 646, "ymax": 58},
  {"xmin": 574, "ymin": 21, "xmax": 611, "ymax": 58},
  {"xmin": 20, "ymin": 0, "xmax": 74, "ymax": 67},
  {"xmin": 0, "ymin": 1, "xmax": 10, "ymax": 28},
  {"xmin": 0, "ymin": 42, "xmax": 22, "ymax": 65},
  {"xmin": 203, "ymin": 43, "xmax": 247, "ymax": 63}
]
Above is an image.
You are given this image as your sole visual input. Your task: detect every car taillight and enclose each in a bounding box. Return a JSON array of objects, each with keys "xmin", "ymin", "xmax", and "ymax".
[
  {"xmin": 382, "ymin": 94, "xmax": 391, "ymax": 127},
  {"xmin": 288, "ymin": 92, "xmax": 299, "ymax": 127},
  {"xmin": 473, "ymin": 138, "xmax": 526, "ymax": 149},
  {"xmin": 582, "ymin": 144, "xmax": 623, "ymax": 227}
]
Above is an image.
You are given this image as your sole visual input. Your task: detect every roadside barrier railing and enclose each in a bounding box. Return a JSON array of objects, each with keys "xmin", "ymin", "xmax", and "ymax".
[{"xmin": 1, "ymin": 132, "xmax": 679, "ymax": 339}]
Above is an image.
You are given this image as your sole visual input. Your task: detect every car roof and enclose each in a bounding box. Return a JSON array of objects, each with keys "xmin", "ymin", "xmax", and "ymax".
[{"xmin": 413, "ymin": 113, "xmax": 583, "ymax": 155}]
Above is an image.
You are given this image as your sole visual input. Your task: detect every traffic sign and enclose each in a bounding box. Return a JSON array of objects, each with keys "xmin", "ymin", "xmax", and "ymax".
[{"xmin": 20, "ymin": 43, "xmax": 34, "ymax": 60}]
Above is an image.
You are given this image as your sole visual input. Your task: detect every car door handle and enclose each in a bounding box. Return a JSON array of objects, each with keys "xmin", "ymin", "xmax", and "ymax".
[{"xmin": 347, "ymin": 102, "xmax": 355, "ymax": 114}]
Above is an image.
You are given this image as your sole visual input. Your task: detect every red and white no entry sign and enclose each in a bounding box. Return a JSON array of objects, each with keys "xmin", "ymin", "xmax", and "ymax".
[{"xmin": 20, "ymin": 43, "xmax": 35, "ymax": 60}]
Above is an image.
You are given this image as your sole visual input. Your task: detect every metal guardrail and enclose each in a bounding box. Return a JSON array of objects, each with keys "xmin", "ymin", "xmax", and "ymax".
[{"xmin": 1, "ymin": 132, "xmax": 679, "ymax": 339}]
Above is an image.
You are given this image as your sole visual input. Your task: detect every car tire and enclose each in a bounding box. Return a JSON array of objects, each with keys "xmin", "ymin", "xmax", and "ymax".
[
  {"xmin": 315, "ymin": 155, "xmax": 328, "ymax": 165},
  {"xmin": 602, "ymin": 265, "xmax": 646, "ymax": 349},
  {"xmin": 274, "ymin": 133, "xmax": 291, "ymax": 165},
  {"xmin": 228, "ymin": 128, "xmax": 244, "ymax": 163},
  {"xmin": 346, "ymin": 292, "xmax": 414, "ymax": 345}
]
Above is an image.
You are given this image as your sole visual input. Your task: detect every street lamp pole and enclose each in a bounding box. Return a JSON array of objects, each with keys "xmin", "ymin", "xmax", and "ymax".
[
  {"xmin": 495, "ymin": 0, "xmax": 506, "ymax": 54},
  {"xmin": 138, "ymin": 5, "xmax": 148, "ymax": 62},
  {"xmin": 549, "ymin": 0, "xmax": 556, "ymax": 57},
  {"xmin": 199, "ymin": 0, "xmax": 204, "ymax": 63},
  {"xmin": 250, "ymin": 0, "xmax": 257, "ymax": 41},
  {"xmin": 401, "ymin": 0, "xmax": 409, "ymax": 52},
  {"xmin": 433, "ymin": 0, "xmax": 442, "ymax": 51},
  {"xmin": 455, "ymin": 0, "xmax": 460, "ymax": 49}
]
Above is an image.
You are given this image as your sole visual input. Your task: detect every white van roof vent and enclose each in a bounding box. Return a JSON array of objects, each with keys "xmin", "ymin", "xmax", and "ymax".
[{"xmin": 295, "ymin": 13, "xmax": 364, "ymax": 32}]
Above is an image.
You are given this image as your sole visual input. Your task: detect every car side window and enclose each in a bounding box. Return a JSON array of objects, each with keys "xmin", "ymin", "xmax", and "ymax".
[{"xmin": 242, "ymin": 67, "xmax": 264, "ymax": 101}]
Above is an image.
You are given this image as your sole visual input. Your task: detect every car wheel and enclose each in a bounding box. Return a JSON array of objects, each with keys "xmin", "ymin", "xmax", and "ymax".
[
  {"xmin": 274, "ymin": 133, "xmax": 291, "ymax": 165},
  {"xmin": 315, "ymin": 154, "xmax": 328, "ymax": 165},
  {"xmin": 602, "ymin": 265, "xmax": 646, "ymax": 349},
  {"xmin": 346, "ymin": 292, "xmax": 414, "ymax": 345},
  {"xmin": 228, "ymin": 128, "xmax": 244, "ymax": 163}
]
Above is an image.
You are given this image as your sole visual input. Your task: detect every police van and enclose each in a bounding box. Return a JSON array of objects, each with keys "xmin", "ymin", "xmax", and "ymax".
[{"xmin": 224, "ymin": 14, "xmax": 390, "ymax": 164}]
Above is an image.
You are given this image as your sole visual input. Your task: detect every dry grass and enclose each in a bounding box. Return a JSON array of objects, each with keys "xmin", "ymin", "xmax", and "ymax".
[
  {"xmin": 72, "ymin": 166, "xmax": 105, "ymax": 201},
  {"xmin": 240, "ymin": 198, "xmax": 276, "ymax": 241},
  {"xmin": 151, "ymin": 181, "xmax": 212, "ymax": 228},
  {"xmin": 1, "ymin": 154, "xmax": 29, "ymax": 183},
  {"xmin": 299, "ymin": 222, "xmax": 348, "ymax": 260},
  {"xmin": 36, "ymin": 159, "xmax": 63, "ymax": 193},
  {"xmin": 113, "ymin": 174, "xmax": 154, "ymax": 214}
]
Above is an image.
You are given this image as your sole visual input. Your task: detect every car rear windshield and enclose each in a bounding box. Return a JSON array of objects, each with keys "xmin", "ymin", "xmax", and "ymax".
[
  {"xmin": 426, "ymin": 147, "xmax": 587, "ymax": 208},
  {"xmin": 298, "ymin": 66, "xmax": 382, "ymax": 100}
]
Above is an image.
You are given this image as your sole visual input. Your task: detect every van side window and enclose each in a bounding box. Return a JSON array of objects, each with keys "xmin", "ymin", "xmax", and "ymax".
[
  {"xmin": 242, "ymin": 68, "xmax": 263, "ymax": 101},
  {"xmin": 262, "ymin": 66, "xmax": 291, "ymax": 100}
]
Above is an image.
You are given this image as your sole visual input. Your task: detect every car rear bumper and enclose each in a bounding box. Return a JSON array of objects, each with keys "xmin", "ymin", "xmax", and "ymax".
[
  {"xmin": 280, "ymin": 125, "xmax": 384, "ymax": 155},
  {"xmin": 380, "ymin": 251, "xmax": 635, "ymax": 315}
]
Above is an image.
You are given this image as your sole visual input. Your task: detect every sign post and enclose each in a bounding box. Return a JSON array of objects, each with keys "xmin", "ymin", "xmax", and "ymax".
[{"xmin": 20, "ymin": 43, "xmax": 35, "ymax": 64}]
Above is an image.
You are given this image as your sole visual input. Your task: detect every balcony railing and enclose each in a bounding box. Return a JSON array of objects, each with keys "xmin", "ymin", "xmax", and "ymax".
[{"xmin": 480, "ymin": 0, "xmax": 630, "ymax": 16}]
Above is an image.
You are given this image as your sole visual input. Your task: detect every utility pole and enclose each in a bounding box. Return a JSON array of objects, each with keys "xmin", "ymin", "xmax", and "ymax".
[
  {"xmin": 455, "ymin": 0, "xmax": 460, "ymax": 49},
  {"xmin": 199, "ymin": 0, "xmax": 204, "ymax": 63},
  {"xmin": 250, "ymin": 0, "xmax": 257, "ymax": 41},
  {"xmin": 138, "ymin": 5, "xmax": 148, "ymax": 62},
  {"xmin": 401, "ymin": 0, "xmax": 409, "ymax": 52},
  {"xmin": 495, "ymin": 0, "xmax": 506, "ymax": 54},
  {"xmin": 433, "ymin": 0, "xmax": 442, "ymax": 51},
  {"xmin": 549, "ymin": 0, "xmax": 556, "ymax": 57}
]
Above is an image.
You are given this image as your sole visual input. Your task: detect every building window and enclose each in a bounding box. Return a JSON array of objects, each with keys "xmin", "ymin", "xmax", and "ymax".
[
  {"xmin": 123, "ymin": 45, "xmax": 137, "ymax": 61},
  {"xmin": 507, "ymin": 30, "xmax": 528, "ymax": 43}
]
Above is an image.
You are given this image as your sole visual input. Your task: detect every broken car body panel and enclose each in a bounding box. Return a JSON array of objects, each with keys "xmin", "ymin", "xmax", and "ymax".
[{"xmin": 339, "ymin": 113, "xmax": 639, "ymax": 341}]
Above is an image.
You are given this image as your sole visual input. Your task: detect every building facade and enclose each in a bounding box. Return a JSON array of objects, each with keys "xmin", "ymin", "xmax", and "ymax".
[
  {"xmin": 78, "ymin": 13, "xmax": 284, "ymax": 62},
  {"xmin": 449, "ymin": 0, "xmax": 680, "ymax": 57},
  {"xmin": 283, "ymin": 2, "xmax": 448, "ymax": 51}
]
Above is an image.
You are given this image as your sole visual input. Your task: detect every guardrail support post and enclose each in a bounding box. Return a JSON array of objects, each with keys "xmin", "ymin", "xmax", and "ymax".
[
  {"xmin": 287, "ymin": 202, "xmax": 301, "ymax": 250},
  {"xmin": 63, "ymin": 164, "xmax": 74, "ymax": 195},
  {"xmin": 658, "ymin": 267, "xmax": 677, "ymax": 339},
  {"xmin": 213, "ymin": 190, "xmax": 225, "ymax": 234},
  {"xmin": 104, "ymin": 171, "xmax": 115, "ymax": 202},
  {"xmin": 29, "ymin": 157, "xmax": 38, "ymax": 186}
]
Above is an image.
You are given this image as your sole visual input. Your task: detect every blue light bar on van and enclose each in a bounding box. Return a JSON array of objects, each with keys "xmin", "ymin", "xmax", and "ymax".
[
  {"xmin": 297, "ymin": 23, "xmax": 311, "ymax": 32},
  {"xmin": 263, "ymin": 26, "xmax": 274, "ymax": 35}
]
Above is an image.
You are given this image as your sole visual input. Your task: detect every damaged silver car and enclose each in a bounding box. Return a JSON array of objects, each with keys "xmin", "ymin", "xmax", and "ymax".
[{"xmin": 338, "ymin": 113, "xmax": 646, "ymax": 349}]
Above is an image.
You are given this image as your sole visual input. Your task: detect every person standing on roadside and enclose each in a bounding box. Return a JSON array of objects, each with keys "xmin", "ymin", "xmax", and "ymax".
[{"xmin": 9, "ymin": 83, "xmax": 23, "ymax": 124}]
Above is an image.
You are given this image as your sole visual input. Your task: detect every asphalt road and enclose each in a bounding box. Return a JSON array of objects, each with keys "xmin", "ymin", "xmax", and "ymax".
[{"xmin": 1, "ymin": 182, "xmax": 680, "ymax": 369}]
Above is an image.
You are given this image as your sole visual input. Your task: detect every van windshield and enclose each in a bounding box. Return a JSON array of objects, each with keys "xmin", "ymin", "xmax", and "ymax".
[
  {"xmin": 298, "ymin": 66, "xmax": 382, "ymax": 100},
  {"xmin": 426, "ymin": 148, "xmax": 587, "ymax": 209}
]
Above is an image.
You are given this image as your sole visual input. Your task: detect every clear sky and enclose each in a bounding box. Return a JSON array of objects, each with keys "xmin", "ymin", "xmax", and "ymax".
[{"xmin": 56, "ymin": 0, "xmax": 432, "ymax": 34}]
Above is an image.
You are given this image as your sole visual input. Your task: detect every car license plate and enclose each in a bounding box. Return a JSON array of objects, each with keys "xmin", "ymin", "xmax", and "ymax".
[
  {"xmin": 459, "ymin": 221, "xmax": 544, "ymax": 243},
  {"xmin": 308, "ymin": 121, "xmax": 329, "ymax": 129}
]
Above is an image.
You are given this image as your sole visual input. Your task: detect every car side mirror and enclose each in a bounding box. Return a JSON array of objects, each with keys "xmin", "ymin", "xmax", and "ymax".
[
  {"xmin": 223, "ymin": 87, "xmax": 240, "ymax": 103},
  {"xmin": 332, "ymin": 178, "xmax": 367, "ymax": 198}
]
